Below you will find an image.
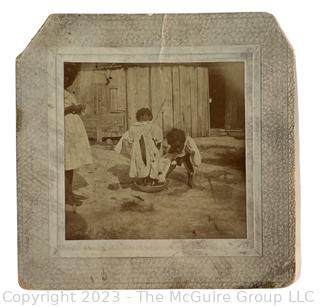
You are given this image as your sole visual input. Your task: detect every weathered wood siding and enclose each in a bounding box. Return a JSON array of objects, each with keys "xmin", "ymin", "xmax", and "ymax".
[
  {"xmin": 150, "ymin": 65, "xmax": 209, "ymax": 137},
  {"xmin": 172, "ymin": 66, "xmax": 209, "ymax": 137},
  {"xmin": 127, "ymin": 67, "xmax": 150, "ymax": 126},
  {"xmin": 71, "ymin": 64, "xmax": 210, "ymax": 140},
  {"xmin": 197, "ymin": 66, "xmax": 210, "ymax": 136},
  {"xmin": 150, "ymin": 66, "xmax": 174, "ymax": 134}
]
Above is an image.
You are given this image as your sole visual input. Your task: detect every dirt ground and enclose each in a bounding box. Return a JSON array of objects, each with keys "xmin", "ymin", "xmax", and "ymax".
[{"xmin": 66, "ymin": 136, "xmax": 246, "ymax": 240}]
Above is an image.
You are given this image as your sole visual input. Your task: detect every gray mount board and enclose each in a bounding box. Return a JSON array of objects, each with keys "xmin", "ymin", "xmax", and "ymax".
[{"xmin": 16, "ymin": 13, "xmax": 299, "ymax": 289}]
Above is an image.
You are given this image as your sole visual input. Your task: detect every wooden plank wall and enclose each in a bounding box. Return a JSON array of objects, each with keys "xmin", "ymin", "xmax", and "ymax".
[
  {"xmin": 151, "ymin": 65, "xmax": 209, "ymax": 137},
  {"xmin": 179, "ymin": 66, "xmax": 191, "ymax": 135},
  {"xmin": 150, "ymin": 66, "xmax": 173, "ymax": 134},
  {"xmin": 197, "ymin": 66, "xmax": 210, "ymax": 136},
  {"xmin": 71, "ymin": 65, "xmax": 210, "ymax": 139},
  {"xmin": 172, "ymin": 67, "xmax": 181, "ymax": 129},
  {"xmin": 174, "ymin": 66, "xmax": 209, "ymax": 137},
  {"xmin": 127, "ymin": 67, "xmax": 150, "ymax": 126},
  {"xmin": 161, "ymin": 67, "xmax": 173, "ymax": 135}
]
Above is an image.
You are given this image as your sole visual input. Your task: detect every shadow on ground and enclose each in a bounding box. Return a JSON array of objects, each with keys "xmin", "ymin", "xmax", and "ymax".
[
  {"xmin": 65, "ymin": 211, "xmax": 88, "ymax": 240},
  {"xmin": 73, "ymin": 172, "xmax": 89, "ymax": 190}
]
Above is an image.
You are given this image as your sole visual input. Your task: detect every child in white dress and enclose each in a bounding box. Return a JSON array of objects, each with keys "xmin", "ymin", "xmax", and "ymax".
[
  {"xmin": 64, "ymin": 63, "xmax": 93, "ymax": 205},
  {"xmin": 115, "ymin": 108, "xmax": 163, "ymax": 185}
]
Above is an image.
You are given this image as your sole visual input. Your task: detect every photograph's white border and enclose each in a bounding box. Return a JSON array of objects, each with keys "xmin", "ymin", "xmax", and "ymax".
[{"xmin": 48, "ymin": 46, "xmax": 261, "ymax": 257}]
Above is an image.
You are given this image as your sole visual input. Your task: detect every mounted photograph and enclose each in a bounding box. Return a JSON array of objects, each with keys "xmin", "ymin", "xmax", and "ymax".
[
  {"xmin": 64, "ymin": 61, "xmax": 246, "ymax": 240},
  {"xmin": 17, "ymin": 13, "xmax": 298, "ymax": 289}
]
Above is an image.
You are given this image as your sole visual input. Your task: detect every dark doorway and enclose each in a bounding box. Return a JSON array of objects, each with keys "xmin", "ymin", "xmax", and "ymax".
[
  {"xmin": 208, "ymin": 62, "xmax": 245, "ymax": 132},
  {"xmin": 209, "ymin": 73, "xmax": 226, "ymax": 129}
]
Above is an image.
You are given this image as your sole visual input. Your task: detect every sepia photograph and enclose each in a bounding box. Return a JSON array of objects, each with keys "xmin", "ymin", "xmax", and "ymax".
[{"xmin": 64, "ymin": 61, "xmax": 246, "ymax": 240}]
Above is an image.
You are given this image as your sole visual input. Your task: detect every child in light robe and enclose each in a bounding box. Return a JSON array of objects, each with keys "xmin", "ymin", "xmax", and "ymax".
[{"xmin": 115, "ymin": 108, "xmax": 164, "ymax": 185}]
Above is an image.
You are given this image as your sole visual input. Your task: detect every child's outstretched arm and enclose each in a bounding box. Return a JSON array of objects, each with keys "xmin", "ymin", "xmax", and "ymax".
[
  {"xmin": 151, "ymin": 124, "xmax": 163, "ymax": 152},
  {"xmin": 114, "ymin": 131, "xmax": 130, "ymax": 154},
  {"xmin": 64, "ymin": 104, "xmax": 83, "ymax": 115}
]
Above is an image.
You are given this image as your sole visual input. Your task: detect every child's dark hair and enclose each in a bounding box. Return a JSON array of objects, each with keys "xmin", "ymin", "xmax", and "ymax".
[
  {"xmin": 166, "ymin": 128, "xmax": 186, "ymax": 145},
  {"xmin": 136, "ymin": 107, "xmax": 153, "ymax": 121},
  {"xmin": 64, "ymin": 63, "xmax": 81, "ymax": 88}
]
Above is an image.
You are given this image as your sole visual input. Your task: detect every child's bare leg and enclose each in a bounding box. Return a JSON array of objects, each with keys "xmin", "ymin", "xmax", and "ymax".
[
  {"xmin": 187, "ymin": 173, "xmax": 194, "ymax": 188},
  {"xmin": 158, "ymin": 158, "xmax": 173, "ymax": 182},
  {"xmin": 65, "ymin": 170, "xmax": 82, "ymax": 210},
  {"xmin": 165, "ymin": 162, "xmax": 177, "ymax": 178},
  {"xmin": 182, "ymin": 155, "xmax": 194, "ymax": 188},
  {"xmin": 65, "ymin": 170, "xmax": 73, "ymax": 202}
]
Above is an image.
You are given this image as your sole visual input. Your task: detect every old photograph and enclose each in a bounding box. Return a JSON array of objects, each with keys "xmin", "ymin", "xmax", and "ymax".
[
  {"xmin": 64, "ymin": 62, "xmax": 246, "ymax": 240},
  {"xmin": 17, "ymin": 12, "xmax": 299, "ymax": 289}
]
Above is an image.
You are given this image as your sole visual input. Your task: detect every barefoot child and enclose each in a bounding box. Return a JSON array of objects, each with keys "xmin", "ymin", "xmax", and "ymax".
[
  {"xmin": 164, "ymin": 128, "xmax": 201, "ymax": 188},
  {"xmin": 64, "ymin": 63, "xmax": 93, "ymax": 205},
  {"xmin": 115, "ymin": 108, "xmax": 163, "ymax": 185}
]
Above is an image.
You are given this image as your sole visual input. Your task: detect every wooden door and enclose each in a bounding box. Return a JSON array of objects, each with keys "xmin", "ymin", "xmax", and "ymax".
[
  {"xmin": 209, "ymin": 73, "xmax": 226, "ymax": 129},
  {"xmin": 96, "ymin": 69, "xmax": 127, "ymax": 142}
]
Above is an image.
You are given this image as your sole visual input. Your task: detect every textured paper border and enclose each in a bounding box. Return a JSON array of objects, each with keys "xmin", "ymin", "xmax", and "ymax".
[{"xmin": 17, "ymin": 13, "xmax": 298, "ymax": 289}]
